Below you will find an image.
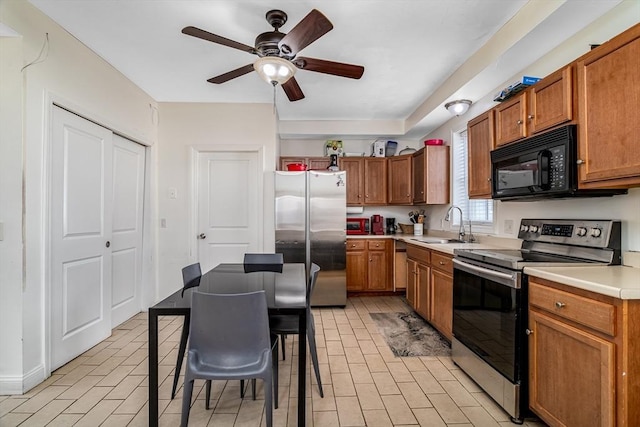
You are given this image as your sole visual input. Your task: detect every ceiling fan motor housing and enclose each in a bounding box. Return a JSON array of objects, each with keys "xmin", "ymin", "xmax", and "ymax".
[{"xmin": 255, "ymin": 31, "xmax": 287, "ymax": 58}]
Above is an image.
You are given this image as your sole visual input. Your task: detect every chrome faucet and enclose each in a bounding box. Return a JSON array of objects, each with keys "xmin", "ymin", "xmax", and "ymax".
[{"xmin": 444, "ymin": 205, "xmax": 475, "ymax": 243}]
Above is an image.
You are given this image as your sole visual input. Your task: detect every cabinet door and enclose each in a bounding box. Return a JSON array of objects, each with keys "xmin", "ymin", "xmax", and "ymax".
[
  {"xmin": 387, "ymin": 155, "xmax": 413, "ymax": 204},
  {"xmin": 528, "ymin": 310, "xmax": 615, "ymax": 427},
  {"xmin": 340, "ymin": 158, "xmax": 364, "ymax": 205},
  {"xmin": 577, "ymin": 24, "xmax": 640, "ymax": 189},
  {"xmin": 367, "ymin": 250, "xmax": 388, "ymax": 290},
  {"xmin": 430, "ymin": 269, "xmax": 453, "ymax": 341},
  {"xmin": 412, "ymin": 150, "xmax": 426, "ymax": 204},
  {"xmin": 415, "ymin": 263, "xmax": 430, "ymax": 320},
  {"xmin": 406, "ymin": 259, "xmax": 417, "ymax": 308},
  {"xmin": 495, "ymin": 92, "xmax": 527, "ymax": 146},
  {"xmin": 467, "ymin": 111, "xmax": 495, "ymax": 199},
  {"xmin": 364, "ymin": 158, "xmax": 387, "ymax": 204},
  {"xmin": 308, "ymin": 157, "xmax": 331, "ymax": 170},
  {"xmin": 346, "ymin": 249, "xmax": 367, "ymax": 291},
  {"xmin": 529, "ymin": 66, "xmax": 573, "ymax": 134}
]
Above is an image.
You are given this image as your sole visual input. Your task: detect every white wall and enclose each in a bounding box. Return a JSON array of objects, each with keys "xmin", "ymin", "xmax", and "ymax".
[
  {"xmin": 0, "ymin": 1, "xmax": 157, "ymax": 393},
  {"xmin": 421, "ymin": 2, "xmax": 640, "ymax": 252},
  {"xmin": 156, "ymin": 103, "xmax": 278, "ymax": 300}
]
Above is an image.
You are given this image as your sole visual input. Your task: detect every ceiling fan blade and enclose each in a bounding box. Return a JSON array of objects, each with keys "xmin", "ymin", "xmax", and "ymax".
[
  {"xmin": 294, "ymin": 57, "xmax": 364, "ymax": 79},
  {"xmin": 182, "ymin": 26, "xmax": 256, "ymax": 55},
  {"xmin": 278, "ymin": 9, "xmax": 333, "ymax": 56},
  {"xmin": 207, "ymin": 64, "xmax": 255, "ymax": 84},
  {"xmin": 282, "ymin": 77, "xmax": 305, "ymax": 101}
]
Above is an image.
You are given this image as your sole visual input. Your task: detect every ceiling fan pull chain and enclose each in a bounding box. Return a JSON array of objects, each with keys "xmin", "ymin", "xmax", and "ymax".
[{"xmin": 272, "ymin": 81, "xmax": 277, "ymax": 115}]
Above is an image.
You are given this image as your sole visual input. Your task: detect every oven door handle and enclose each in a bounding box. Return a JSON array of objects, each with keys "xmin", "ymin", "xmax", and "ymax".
[{"xmin": 453, "ymin": 258, "xmax": 520, "ymax": 288}]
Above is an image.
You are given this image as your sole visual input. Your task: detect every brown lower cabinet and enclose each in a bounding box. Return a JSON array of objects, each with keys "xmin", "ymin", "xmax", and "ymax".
[
  {"xmin": 406, "ymin": 244, "xmax": 453, "ymax": 340},
  {"xmin": 528, "ymin": 277, "xmax": 640, "ymax": 427},
  {"xmin": 346, "ymin": 239, "xmax": 393, "ymax": 292}
]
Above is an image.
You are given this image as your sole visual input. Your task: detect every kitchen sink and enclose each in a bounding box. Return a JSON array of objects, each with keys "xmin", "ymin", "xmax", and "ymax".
[{"xmin": 410, "ymin": 237, "xmax": 468, "ymax": 244}]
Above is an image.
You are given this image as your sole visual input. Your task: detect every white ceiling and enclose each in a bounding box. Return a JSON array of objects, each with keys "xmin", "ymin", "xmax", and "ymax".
[{"xmin": 27, "ymin": 0, "xmax": 622, "ymax": 139}]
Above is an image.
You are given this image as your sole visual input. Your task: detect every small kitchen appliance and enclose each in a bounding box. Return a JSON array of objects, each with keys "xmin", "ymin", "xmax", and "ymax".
[
  {"xmin": 372, "ymin": 140, "xmax": 386, "ymax": 157},
  {"xmin": 370, "ymin": 214, "xmax": 384, "ymax": 235},
  {"xmin": 451, "ymin": 218, "xmax": 621, "ymax": 423},
  {"xmin": 346, "ymin": 217, "xmax": 369, "ymax": 235},
  {"xmin": 327, "ymin": 154, "xmax": 339, "ymax": 171},
  {"xmin": 386, "ymin": 218, "xmax": 396, "ymax": 234}
]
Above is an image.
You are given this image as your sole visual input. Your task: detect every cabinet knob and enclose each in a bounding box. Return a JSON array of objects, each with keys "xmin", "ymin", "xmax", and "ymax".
[
  {"xmin": 439, "ymin": 261, "xmax": 445, "ymax": 265},
  {"xmin": 525, "ymin": 328, "xmax": 534, "ymax": 335},
  {"xmin": 351, "ymin": 244, "xmax": 356, "ymax": 248},
  {"xmin": 516, "ymin": 120, "xmax": 523, "ymax": 125},
  {"xmin": 369, "ymin": 259, "xmax": 373, "ymax": 262},
  {"xmin": 576, "ymin": 159, "xmax": 585, "ymax": 165},
  {"xmin": 555, "ymin": 301, "xmax": 566, "ymax": 309},
  {"xmin": 487, "ymin": 178, "xmax": 491, "ymax": 182},
  {"xmin": 527, "ymin": 114, "xmax": 534, "ymax": 120}
]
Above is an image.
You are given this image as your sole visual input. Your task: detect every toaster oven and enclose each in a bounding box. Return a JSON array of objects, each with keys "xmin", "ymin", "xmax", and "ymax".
[{"xmin": 346, "ymin": 217, "xmax": 369, "ymax": 235}]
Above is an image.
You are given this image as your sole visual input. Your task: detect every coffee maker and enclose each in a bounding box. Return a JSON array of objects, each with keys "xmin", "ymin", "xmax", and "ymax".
[
  {"xmin": 370, "ymin": 215, "xmax": 384, "ymax": 235},
  {"xmin": 386, "ymin": 218, "xmax": 396, "ymax": 234}
]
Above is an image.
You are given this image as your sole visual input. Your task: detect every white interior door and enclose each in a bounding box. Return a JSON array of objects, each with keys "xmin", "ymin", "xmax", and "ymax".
[
  {"xmin": 51, "ymin": 106, "xmax": 112, "ymax": 370},
  {"xmin": 197, "ymin": 151, "xmax": 261, "ymax": 272},
  {"xmin": 110, "ymin": 135, "xmax": 145, "ymax": 328}
]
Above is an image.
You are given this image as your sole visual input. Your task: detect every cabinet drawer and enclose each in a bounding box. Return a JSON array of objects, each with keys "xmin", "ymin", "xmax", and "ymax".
[
  {"xmin": 407, "ymin": 244, "xmax": 430, "ymax": 264},
  {"xmin": 431, "ymin": 251, "xmax": 453, "ymax": 275},
  {"xmin": 529, "ymin": 281, "xmax": 616, "ymax": 336},
  {"xmin": 347, "ymin": 240, "xmax": 366, "ymax": 251},
  {"xmin": 368, "ymin": 240, "xmax": 387, "ymax": 251}
]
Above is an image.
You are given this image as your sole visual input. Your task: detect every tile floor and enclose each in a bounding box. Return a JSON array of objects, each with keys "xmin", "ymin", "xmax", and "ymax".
[{"xmin": 0, "ymin": 296, "xmax": 547, "ymax": 426}]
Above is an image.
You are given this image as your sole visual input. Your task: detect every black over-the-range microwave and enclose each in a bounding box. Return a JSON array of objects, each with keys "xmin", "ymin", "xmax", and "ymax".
[{"xmin": 490, "ymin": 125, "xmax": 627, "ymax": 201}]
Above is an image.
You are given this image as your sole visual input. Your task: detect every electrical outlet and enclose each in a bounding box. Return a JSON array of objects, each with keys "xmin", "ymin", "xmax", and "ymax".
[
  {"xmin": 504, "ymin": 219, "xmax": 514, "ymax": 234},
  {"xmin": 160, "ymin": 218, "xmax": 167, "ymax": 228},
  {"xmin": 168, "ymin": 187, "xmax": 177, "ymax": 199}
]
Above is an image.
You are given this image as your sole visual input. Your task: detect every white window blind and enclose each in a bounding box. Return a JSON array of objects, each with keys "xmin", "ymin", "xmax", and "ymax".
[{"xmin": 451, "ymin": 130, "xmax": 494, "ymax": 228}]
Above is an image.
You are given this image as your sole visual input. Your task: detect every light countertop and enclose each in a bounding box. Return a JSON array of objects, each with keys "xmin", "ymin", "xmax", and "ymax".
[
  {"xmin": 347, "ymin": 233, "xmax": 512, "ymax": 255},
  {"xmin": 524, "ymin": 265, "xmax": 640, "ymax": 300}
]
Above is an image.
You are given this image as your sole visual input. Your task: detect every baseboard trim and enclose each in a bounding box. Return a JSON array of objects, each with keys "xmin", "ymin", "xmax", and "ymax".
[{"xmin": 0, "ymin": 365, "xmax": 46, "ymax": 395}]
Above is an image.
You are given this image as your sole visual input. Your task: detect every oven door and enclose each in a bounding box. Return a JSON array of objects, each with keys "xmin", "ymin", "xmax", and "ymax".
[{"xmin": 452, "ymin": 258, "xmax": 525, "ymax": 383}]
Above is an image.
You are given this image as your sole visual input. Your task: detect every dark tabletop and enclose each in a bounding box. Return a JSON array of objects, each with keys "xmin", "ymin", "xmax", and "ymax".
[{"xmin": 150, "ymin": 263, "xmax": 307, "ymax": 312}]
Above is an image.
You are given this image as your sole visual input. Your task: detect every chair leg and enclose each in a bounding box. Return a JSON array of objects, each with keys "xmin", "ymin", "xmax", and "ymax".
[
  {"xmin": 205, "ymin": 380, "xmax": 212, "ymax": 410},
  {"xmin": 171, "ymin": 316, "xmax": 190, "ymax": 400},
  {"xmin": 280, "ymin": 333, "xmax": 286, "ymax": 360},
  {"xmin": 240, "ymin": 379, "xmax": 245, "ymax": 398},
  {"xmin": 272, "ymin": 335, "xmax": 279, "ymax": 409},
  {"xmin": 180, "ymin": 378, "xmax": 194, "ymax": 427},
  {"xmin": 264, "ymin": 373, "xmax": 273, "ymax": 427},
  {"xmin": 308, "ymin": 317, "xmax": 324, "ymax": 397},
  {"xmin": 251, "ymin": 379, "xmax": 256, "ymax": 400}
]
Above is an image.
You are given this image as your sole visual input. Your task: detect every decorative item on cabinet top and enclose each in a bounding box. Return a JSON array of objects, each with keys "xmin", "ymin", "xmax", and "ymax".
[
  {"xmin": 325, "ymin": 140, "xmax": 343, "ymax": 156},
  {"xmin": 493, "ymin": 75, "xmax": 541, "ymax": 102}
]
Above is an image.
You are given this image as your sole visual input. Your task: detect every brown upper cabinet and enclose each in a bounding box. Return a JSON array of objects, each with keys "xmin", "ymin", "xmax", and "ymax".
[
  {"xmin": 279, "ymin": 156, "xmax": 331, "ymax": 171},
  {"xmin": 467, "ymin": 110, "xmax": 495, "ymax": 199},
  {"xmin": 412, "ymin": 146, "xmax": 450, "ymax": 205},
  {"xmin": 495, "ymin": 65, "xmax": 574, "ymax": 146},
  {"xmin": 576, "ymin": 23, "xmax": 640, "ymax": 189},
  {"xmin": 387, "ymin": 155, "xmax": 413, "ymax": 204},
  {"xmin": 339, "ymin": 157, "xmax": 387, "ymax": 206}
]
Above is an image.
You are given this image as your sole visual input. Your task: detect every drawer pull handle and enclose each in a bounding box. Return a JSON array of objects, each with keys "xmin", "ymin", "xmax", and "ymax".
[
  {"xmin": 516, "ymin": 120, "xmax": 523, "ymax": 125},
  {"xmin": 555, "ymin": 301, "xmax": 566, "ymax": 308},
  {"xmin": 526, "ymin": 328, "xmax": 534, "ymax": 335}
]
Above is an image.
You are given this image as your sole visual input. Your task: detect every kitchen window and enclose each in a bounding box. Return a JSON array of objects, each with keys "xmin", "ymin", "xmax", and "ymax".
[{"xmin": 451, "ymin": 129, "xmax": 494, "ymax": 232}]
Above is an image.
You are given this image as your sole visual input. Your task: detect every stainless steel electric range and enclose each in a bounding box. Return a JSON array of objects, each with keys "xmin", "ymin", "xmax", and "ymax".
[{"xmin": 451, "ymin": 219, "xmax": 621, "ymax": 423}]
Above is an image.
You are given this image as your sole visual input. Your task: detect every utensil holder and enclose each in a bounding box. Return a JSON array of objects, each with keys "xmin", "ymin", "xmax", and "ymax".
[{"xmin": 413, "ymin": 224, "xmax": 423, "ymax": 235}]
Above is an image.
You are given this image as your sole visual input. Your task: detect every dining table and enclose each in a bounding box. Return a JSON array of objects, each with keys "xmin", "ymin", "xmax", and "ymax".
[{"xmin": 148, "ymin": 263, "xmax": 308, "ymax": 426}]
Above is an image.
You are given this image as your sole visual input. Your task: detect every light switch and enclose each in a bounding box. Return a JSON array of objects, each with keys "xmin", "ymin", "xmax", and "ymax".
[
  {"xmin": 168, "ymin": 187, "xmax": 177, "ymax": 199},
  {"xmin": 160, "ymin": 218, "xmax": 167, "ymax": 228}
]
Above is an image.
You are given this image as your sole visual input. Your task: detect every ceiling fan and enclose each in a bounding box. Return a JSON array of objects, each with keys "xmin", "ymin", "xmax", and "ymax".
[{"xmin": 182, "ymin": 9, "xmax": 365, "ymax": 101}]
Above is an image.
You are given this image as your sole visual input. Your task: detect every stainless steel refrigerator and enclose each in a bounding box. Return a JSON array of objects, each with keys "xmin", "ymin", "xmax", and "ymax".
[{"xmin": 275, "ymin": 171, "xmax": 347, "ymax": 307}]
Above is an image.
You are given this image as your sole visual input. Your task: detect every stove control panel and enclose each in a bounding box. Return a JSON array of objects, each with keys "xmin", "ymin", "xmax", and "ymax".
[{"xmin": 518, "ymin": 219, "xmax": 621, "ymax": 249}]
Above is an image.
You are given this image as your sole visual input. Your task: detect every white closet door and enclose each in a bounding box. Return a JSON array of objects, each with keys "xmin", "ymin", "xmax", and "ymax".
[
  {"xmin": 197, "ymin": 151, "xmax": 261, "ymax": 272},
  {"xmin": 51, "ymin": 106, "xmax": 113, "ymax": 370},
  {"xmin": 110, "ymin": 135, "xmax": 145, "ymax": 328}
]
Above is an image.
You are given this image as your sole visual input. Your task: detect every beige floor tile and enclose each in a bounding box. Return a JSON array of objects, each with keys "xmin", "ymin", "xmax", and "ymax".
[
  {"xmin": 358, "ymin": 339, "xmax": 379, "ymax": 354},
  {"xmin": 381, "ymin": 394, "xmax": 418, "ymax": 425},
  {"xmin": 0, "ymin": 398, "xmax": 29, "ymax": 417},
  {"xmin": 330, "ymin": 372, "xmax": 356, "ymax": 397},
  {"xmin": 352, "ymin": 328, "xmax": 371, "ymax": 340},
  {"xmin": 313, "ymin": 409, "xmax": 340, "ymax": 426},
  {"xmin": 354, "ymin": 383, "xmax": 385, "ymax": 410},
  {"xmin": 422, "ymin": 357, "xmax": 457, "ymax": 381},
  {"xmin": 47, "ymin": 412, "xmax": 84, "ymax": 426},
  {"xmin": 327, "ymin": 355, "xmax": 349, "ymax": 374},
  {"xmin": 325, "ymin": 340, "xmax": 345, "ymax": 356},
  {"xmin": 323, "ymin": 328, "xmax": 341, "ymax": 341},
  {"xmin": 12, "ymin": 386, "xmax": 68, "ymax": 414},
  {"xmin": 371, "ymin": 372, "xmax": 401, "ymax": 395},
  {"xmin": 439, "ymin": 380, "xmax": 481, "ymax": 407},
  {"xmin": 402, "ymin": 357, "xmax": 427, "ymax": 372},
  {"xmin": 364, "ymin": 354, "xmax": 388, "ymax": 373},
  {"xmin": 105, "ymin": 374, "xmax": 145, "ymax": 400},
  {"xmin": 397, "ymin": 382, "xmax": 432, "ymax": 409},
  {"xmin": 15, "ymin": 399, "xmax": 73, "ymax": 426},
  {"xmin": 311, "ymin": 383, "xmax": 336, "ymax": 412},
  {"xmin": 113, "ymin": 385, "xmax": 148, "ymax": 414},
  {"xmin": 362, "ymin": 408, "xmax": 393, "ymax": 426},
  {"xmin": 471, "ymin": 392, "xmax": 511, "ymax": 422},
  {"xmin": 349, "ymin": 363, "xmax": 374, "ymax": 384},
  {"xmin": 52, "ymin": 364, "xmax": 97, "ymax": 386},
  {"xmin": 412, "ymin": 370, "xmax": 445, "ymax": 394},
  {"xmin": 344, "ymin": 346, "xmax": 366, "ymax": 364},
  {"xmin": 387, "ymin": 361, "xmax": 414, "ymax": 383},
  {"xmin": 73, "ymin": 399, "xmax": 122, "ymax": 427},
  {"xmin": 411, "ymin": 407, "xmax": 447, "ymax": 426},
  {"xmin": 427, "ymin": 392, "xmax": 470, "ymax": 424},
  {"xmin": 460, "ymin": 405, "xmax": 502, "ymax": 426},
  {"xmin": 0, "ymin": 412, "xmax": 34, "ymax": 426},
  {"xmin": 340, "ymin": 334, "xmax": 360, "ymax": 348},
  {"xmin": 64, "ymin": 386, "xmax": 113, "ymax": 414},
  {"xmin": 335, "ymin": 396, "xmax": 365, "ymax": 426},
  {"xmin": 56, "ymin": 375, "xmax": 103, "ymax": 400},
  {"xmin": 100, "ymin": 413, "xmax": 135, "ymax": 426},
  {"xmin": 450, "ymin": 368, "xmax": 483, "ymax": 393}
]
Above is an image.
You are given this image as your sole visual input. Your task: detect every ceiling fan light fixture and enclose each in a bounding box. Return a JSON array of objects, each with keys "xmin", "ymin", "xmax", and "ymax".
[
  {"xmin": 254, "ymin": 56, "xmax": 296, "ymax": 85},
  {"xmin": 445, "ymin": 99, "xmax": 472, "ymax": 116}
]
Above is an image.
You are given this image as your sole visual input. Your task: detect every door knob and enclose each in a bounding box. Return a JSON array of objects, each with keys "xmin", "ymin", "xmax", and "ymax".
[
  {"xmin": 198, "ymin": 233, "xmax": 206, "ymax": 240},
  {"xmin": 105, "ymin": 241, "xmax": 110, "ymax": 248}
]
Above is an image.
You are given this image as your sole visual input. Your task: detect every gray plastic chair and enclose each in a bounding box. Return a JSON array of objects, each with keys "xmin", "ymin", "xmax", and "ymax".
[
  {"xmin": 171, "ymin": 262, "xmax": 202, "ymax": 399},
  {"xmin": 269, "ymin": 263, "xmax": 324, "ymax": 397},
  {"xmin": 243, "ymin": 253, "xmax": 284, "ymax": 273},
  {"xmin": 181, "ymin": 291, "xmax": 274, "ymax": 427}
]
